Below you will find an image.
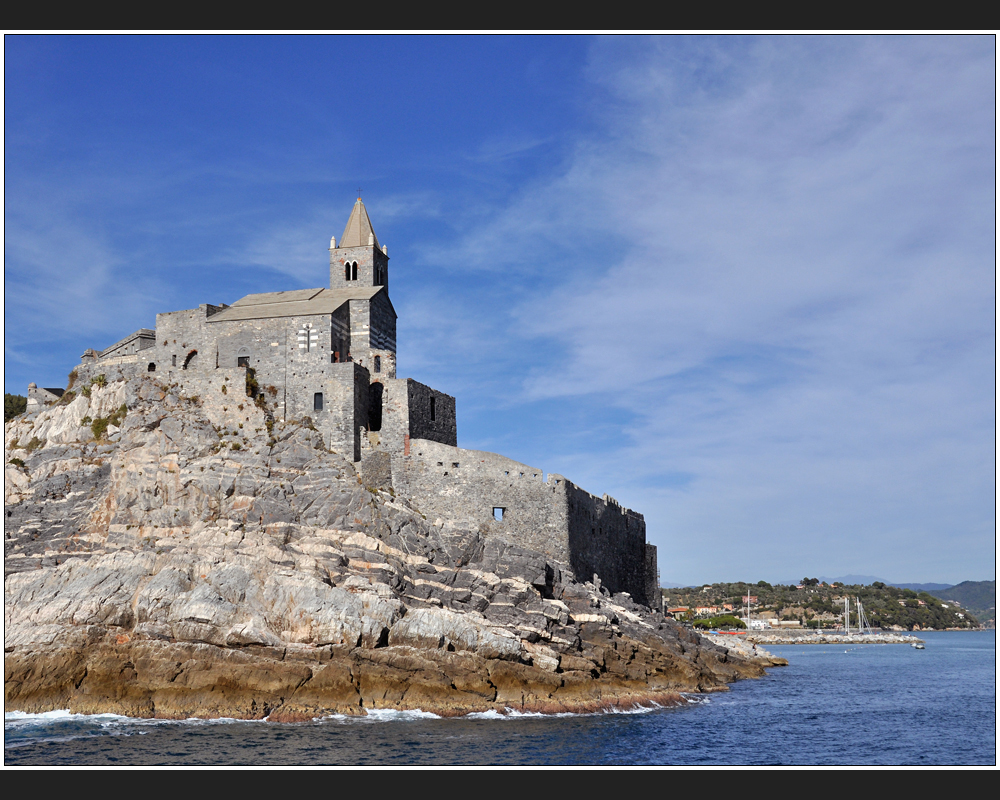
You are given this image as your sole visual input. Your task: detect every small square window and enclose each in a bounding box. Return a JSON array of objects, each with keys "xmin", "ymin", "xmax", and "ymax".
[{"xmin": 493, "ymin": 507, "xmax": 505, "ymax": 521}]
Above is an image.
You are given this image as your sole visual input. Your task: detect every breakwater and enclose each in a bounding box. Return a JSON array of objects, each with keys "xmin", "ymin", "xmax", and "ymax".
[{"xmin": 747, "ymin": 630, "xmax": 924, "ymax": 645}]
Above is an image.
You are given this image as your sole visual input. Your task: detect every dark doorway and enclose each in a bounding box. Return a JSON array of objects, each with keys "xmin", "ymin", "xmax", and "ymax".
[{"xmin": 369, "ymin": 382, "xmax": 383, "ymax": 431}]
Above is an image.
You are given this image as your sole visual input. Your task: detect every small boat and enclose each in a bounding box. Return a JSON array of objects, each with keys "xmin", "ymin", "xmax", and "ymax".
[{"xmin": 911, "ymin": 642, "xmax": 925, "ymax": 649}]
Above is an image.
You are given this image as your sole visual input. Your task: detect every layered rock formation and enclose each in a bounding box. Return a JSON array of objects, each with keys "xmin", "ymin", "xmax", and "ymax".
[{"xmin": 5, "ymin": 374, "xmax": 784, "ymax": 719}]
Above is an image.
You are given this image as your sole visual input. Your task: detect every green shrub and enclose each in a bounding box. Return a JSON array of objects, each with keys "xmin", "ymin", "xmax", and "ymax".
[
  {"xmin": 8, "ymin": 457, "xmax": 25, "ymax": 469},
  {"xmin": 693, "ymin": 615, "xmax": 746, "ymax": 630},
  {"xmin": 67, "ymin": 369, "xmax": 79, "ymax": 390},
  {"xmin": 231, "ymin": 442, "xmax": 241, "ymax": 451},
  {"xmin": 108, "ymin": 404, "xmax": 127, "ymax": 428},
  {"xmin": 25, "ymin": 436, "xmax": 44, "ymax": 453},
  {"xmin": 57, "ymin": 390, "xmax": 76, "ymax": 405},
  {"xmin": 91, "ymin": 374, "xmax": 107, "ymax": 388},
  {"xmin": 245, "ymin": 367, "xmax": 259, "ymax": 398},
  {"xmin": 4, "ymin": 393, "xmax": 27, "ymax": 422},
  {"xmin": 80, "ymin": 416, "xmax": 92, "ymax": 426},
  {"xmin": 91, "ymin": 418, "xmax": 110, "ymax": 440}
]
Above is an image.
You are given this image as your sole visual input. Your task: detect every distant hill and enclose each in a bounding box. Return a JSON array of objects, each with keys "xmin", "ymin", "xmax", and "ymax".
[
  {"xmin": 891, "ymin": 582, "xmax": 954, "ymax": 593},
  {"xmin": 929, "ymin": 581, "xmax": 996, "ymax": 624}
]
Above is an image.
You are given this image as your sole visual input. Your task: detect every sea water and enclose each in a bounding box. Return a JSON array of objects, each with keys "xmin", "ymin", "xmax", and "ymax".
[{"xmin": 5, "ymin": 630, "xmax": 995, "ymax": 766}]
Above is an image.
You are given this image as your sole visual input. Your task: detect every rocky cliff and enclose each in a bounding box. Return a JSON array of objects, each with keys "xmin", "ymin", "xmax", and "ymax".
[{"xmin": 5, "ymin": 373, "xmax": 783, "ymax": 720}]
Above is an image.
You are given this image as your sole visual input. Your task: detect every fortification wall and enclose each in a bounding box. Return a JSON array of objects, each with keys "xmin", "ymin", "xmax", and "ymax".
[
  {"xmin": 390, "ymin": 439, "xmax": 654, "ymax": 605},
  {"xmin": 71, "ymin": 359, "xmax": 146, "ymax": 388},
  {"xmin": 376, "ymin": 379, "xmax": 457, "ymax": 456},
  {"xmin": 564, "ymin": 483, "xmax": 648, "ymax": 604},
  {"xmin": 390, "ymin": 440, "xmax": 569, "ymax": 561}
]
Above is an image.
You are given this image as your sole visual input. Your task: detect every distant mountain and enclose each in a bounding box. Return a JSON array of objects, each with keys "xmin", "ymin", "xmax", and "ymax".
[
  {"xmin": 929, "ymin": 581, "xmax": 996, "ymax": 624},
  {"xmin": 891, "ymin": 583, "xmax": 955, "ymax": 593},
  {"xmin": 826, "ymin": 574, "xmax": 892, "ymax": 586}
]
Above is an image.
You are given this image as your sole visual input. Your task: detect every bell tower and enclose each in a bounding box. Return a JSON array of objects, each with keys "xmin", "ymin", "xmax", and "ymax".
[{"xmin": 329, "ymin": 198, "xmax": 389, "ymax": 292}]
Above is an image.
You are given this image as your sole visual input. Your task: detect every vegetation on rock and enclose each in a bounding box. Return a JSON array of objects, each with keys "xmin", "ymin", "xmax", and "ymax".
[{"xmin": 5, "ymin": 393, "xmax": 27, "ymax": 422}]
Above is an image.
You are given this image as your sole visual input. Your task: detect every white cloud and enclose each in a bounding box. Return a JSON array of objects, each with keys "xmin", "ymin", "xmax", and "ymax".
[{"xmin": 449, "ymin": 36, "xmax": 995, "ymax": 583}]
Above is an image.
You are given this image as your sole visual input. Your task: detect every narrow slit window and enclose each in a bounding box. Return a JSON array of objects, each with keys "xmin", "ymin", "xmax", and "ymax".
[
  {"xmin": 314, "ymin": 392, "xmax": 324, "ymax": 411},
  {"xmin": 430, "ymin": 396, "xmax": 436, "ymax": 421},
  {"xmin": 352, "ymin": 262, "xmax": 358, "ymax": 281},
  {"xmin": 374, "ymin": 355, "xmax": 381, "ymax": 373}
]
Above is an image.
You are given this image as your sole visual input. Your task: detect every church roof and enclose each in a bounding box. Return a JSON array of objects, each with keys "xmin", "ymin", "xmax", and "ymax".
[
  {"xmin": 338, "ymin": 198, "xmax": 381, "ymax": 249},
  {"xmin": 206, "ymin": 286, "xmax": 393, "ymax": 323}
]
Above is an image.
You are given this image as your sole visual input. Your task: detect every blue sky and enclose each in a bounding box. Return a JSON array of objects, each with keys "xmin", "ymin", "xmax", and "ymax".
[{"xmin": 5, "ymin": 35, "xmax": 995, "ymax": 586}]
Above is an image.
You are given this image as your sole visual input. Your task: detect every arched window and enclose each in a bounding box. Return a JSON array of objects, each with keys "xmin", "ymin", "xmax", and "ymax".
[
  {"xmin": 182, "ymin": 350, "xmax": 198, "ymax": 370},
  {"xmin": 314, "ymin": 392, "xmax": 324, "ymax": 411},
  {"xmin": 345, "ymin": 263, "xmax": 351, "ymax": 281},
  {"xmin": 237, "ymin": 347, "xmax": 251, "ymax": 368}
]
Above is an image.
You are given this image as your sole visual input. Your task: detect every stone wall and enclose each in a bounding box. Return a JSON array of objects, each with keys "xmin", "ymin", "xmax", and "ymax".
[
  {"xmin": 99, "ymin": 328, "xmax": 156, "ymax": 359},
  {"xmin": 377, "ymin": 379, "xmax": 457, "ymax": 455},
  {"xmin": 564, "ymin": 483, "xmax": 648, "ymax": 605},
  {"xmin": 387, "ymin": 439, "xmax": 655, "ymax": 606},
  {"xmin": 25, "ymin": 384, "xmax": 64, "ymax": 412}
]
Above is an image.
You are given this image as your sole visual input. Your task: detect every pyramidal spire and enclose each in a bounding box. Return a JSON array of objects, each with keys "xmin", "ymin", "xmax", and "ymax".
[{"xmin": 338, "ymin": 197, "xmax": 380, "ymax": 250}]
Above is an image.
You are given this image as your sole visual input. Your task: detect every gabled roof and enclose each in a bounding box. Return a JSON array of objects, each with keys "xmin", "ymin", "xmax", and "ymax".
[
  {"xmin": 338, "ymin": 198, "xmax": 380, "ymax": 249},
  {"xmin": 206, "ymin": 286, "xmax": 394, "ymax": 323}
]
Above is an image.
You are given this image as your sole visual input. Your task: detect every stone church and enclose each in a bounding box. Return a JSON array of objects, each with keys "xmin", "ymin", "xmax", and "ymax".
[{"xmin": 50, "ymin": 199, "xmax": 661, "ymax": 607}]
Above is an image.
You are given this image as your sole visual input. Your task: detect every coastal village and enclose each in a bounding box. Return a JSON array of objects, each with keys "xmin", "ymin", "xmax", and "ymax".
[{"xmin": 662, "ymin": 580, "xmax": 985, "ymax": 632}]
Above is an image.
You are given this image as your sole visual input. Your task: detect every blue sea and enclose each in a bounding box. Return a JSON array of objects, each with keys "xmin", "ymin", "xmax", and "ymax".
[{"xmin": 5, "ymin": 631, "xmax": 995, "ymax": 766}]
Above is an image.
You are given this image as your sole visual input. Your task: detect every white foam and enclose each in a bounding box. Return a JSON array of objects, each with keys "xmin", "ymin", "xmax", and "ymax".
[
  {"xmin": 363, "ymin": 708, "xmax": 442, "ymax": 721},
  {"xmin": 5, "ymin": 710, "xmax": 135, "ymax": 726}
]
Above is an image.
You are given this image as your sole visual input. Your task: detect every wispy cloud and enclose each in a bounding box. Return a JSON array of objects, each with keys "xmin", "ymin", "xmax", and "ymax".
[{"xmin": 446, "ymin": 36, "xmax": 995, "ymax": 583}]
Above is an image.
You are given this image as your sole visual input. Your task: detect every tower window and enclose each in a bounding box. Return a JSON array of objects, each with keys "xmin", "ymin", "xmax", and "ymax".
[
  {"xmin": 352, "ymin": 262, "xmax": 358, "ymax": 281},
  {"xmin": 345, "ymin": 263, "xmax": 351, "ymax": 281},
  {"xmin": 430, "ymin": 396, "xmax": 436, "ymax": 421},
  {"xmin": 237, "ymin": 356, "xmax": 249, "ymax": 368},
  {"xmin": 314, "ymin": 392, "xmax": 324, "ymax": 411},
  {"xmin": 172, "ymin": 355, "xmax": 177, "ymax": 367},
  {"xmin": 374, "ymin": 355, "xmax": 381, "ymax": 373}
]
